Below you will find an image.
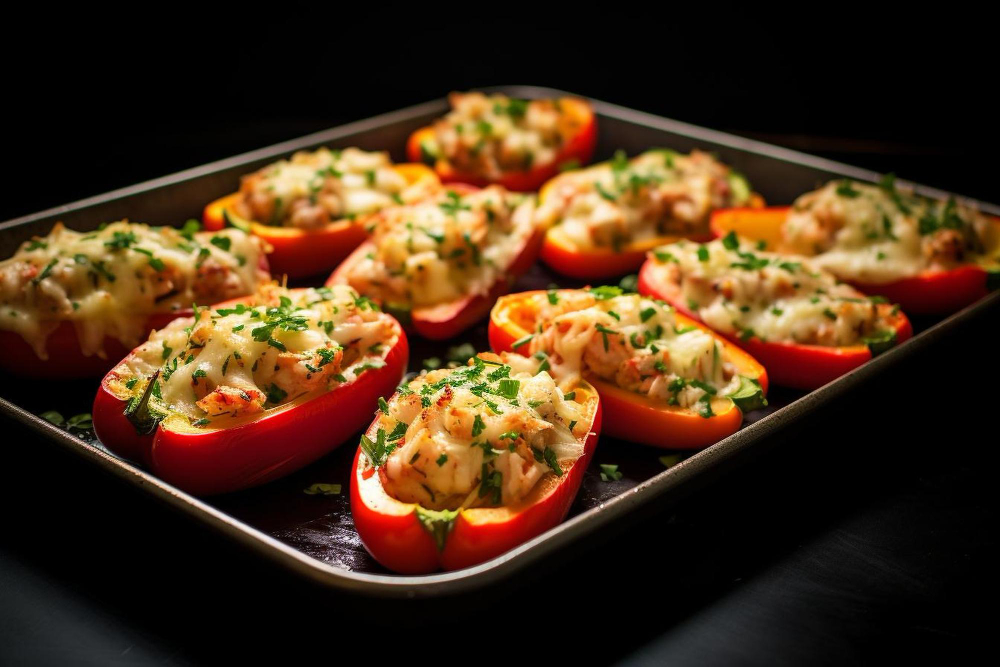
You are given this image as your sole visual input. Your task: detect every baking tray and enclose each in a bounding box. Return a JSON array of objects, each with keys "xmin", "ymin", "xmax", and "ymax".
[{"xmin": 2, "ymin": 85, "xmax": 997, "ymax": 598}]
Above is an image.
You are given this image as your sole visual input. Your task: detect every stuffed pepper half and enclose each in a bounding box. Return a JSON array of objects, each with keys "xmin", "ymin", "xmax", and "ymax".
[
  {"xmin": 351, "ymin": 352, "xmax": 601, "ymax": 573},
  {"xmin": 0, "ymin": 221, "xmax": 269, "ymax": 378},
  {"xmin": 638, "ymin": 233, "xmax": 913, "ymax": 389},
  {"xmin": 203, "ymin": 147, "xmax": 438, "ymax": 278},
  {"xmin": 327, "ymin": 185, "xmax": 542, "ymax": 340},
  {"xmin": 537, "ymin": 149, "xmax": 762, "ymax": 279},
  {"xmin": 489, "ymin": 287, "xmax": 768, "ymax": 449},
  {"xmin": 709, "ymin": 176, "xmax": 1000, "ymax": 313},
  {"xmin": 93, "ymin": 283, "xmax": 408, "ymax": 495},
  {"xmin": 407, "ymin": 92, "xmax": 597, "ymax": 192}
]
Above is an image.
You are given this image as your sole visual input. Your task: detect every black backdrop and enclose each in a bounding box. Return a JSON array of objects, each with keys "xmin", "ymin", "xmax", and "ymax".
[{"xmin": 2, "ymin": 11, "xmax": 998, "ymax": 665}]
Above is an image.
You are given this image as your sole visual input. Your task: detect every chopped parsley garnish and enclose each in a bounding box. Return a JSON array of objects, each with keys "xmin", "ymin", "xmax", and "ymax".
[
  {"xmin": 360, "ymin": 428, "xmax": 395, "ymax": 468},
  {"xmin": 303, "ymin": 483, "xmax": 342, "ymax": 496},
  {"xmin": 599, "ymin": 464, "xmax": 623, "ymax": 482},
  {"xmin": 511, "ymin": 334, "xmax": 534, "ymax": 349}
]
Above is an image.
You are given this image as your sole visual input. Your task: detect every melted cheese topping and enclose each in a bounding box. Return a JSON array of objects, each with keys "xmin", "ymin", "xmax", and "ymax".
[
  {"xmin": 650, "ymin": 236, "xmax": 899, "ymax": 346},
  {"xmin": 366, "ymin": 353, "xmax": 590, "ymax": 511},
  {"xmin": 0, "ymin": 221, "xmax": 268, "ymax": 359},
  {"xmin": 107, "ymin": 284, "xmax": 398, "ymax": 428},
  {"xmin": 341, "ymin": 186, "xmax": 536, "ymax": 309},
  {"xmin": 783, "ymin": 179, "xmax": 1000, "ymax": 283},
  {"xmin": 235, "ymin": 147, "xmax": 429, "ymax": 230},
  {"xmin": 522, "ymin": 290, "xmax": 743, "ymax": 411},
  {"xmin": 423, "ymin": 92, "xmax": 581, "ymax": 179},
  {"xmin": 537, "ymin": 150, "xmax": 753, "ymax": 250}
]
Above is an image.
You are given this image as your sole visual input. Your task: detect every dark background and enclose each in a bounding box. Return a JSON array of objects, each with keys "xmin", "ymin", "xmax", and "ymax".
[{"xmin": 2, "ymin": 12, "xmax": 997, "ymax": 665}]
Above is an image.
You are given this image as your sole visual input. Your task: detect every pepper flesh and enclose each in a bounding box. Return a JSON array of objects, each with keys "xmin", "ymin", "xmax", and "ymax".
[
  {"xmin": 91, "ymin": 292, "xmax": 409, "ymax": 495},
  {"xmin": 350, "ymin": 383, "xmax": 601, "ymax": 573},
  {"xmin": 709, "ymin": 206, "xmax": 1000, "ymax": 315},
  {"xmin": 406, "ymin": 97, "xmax": 597, "ymax": 193},
  {"xmin": 202, "ymin": 163, "xmax": 438, "ymax": 279},
  {"xmin": 637, "ymin": 258, "xmax": 913, "ymax": 389},
  {"xmin": 488, "ymin": 289, "xmax": 768, "ymax": 448}
]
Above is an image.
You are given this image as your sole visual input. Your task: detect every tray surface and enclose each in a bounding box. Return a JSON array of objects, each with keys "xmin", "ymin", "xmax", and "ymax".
[{"xmin": 2, "ymin": 86, "xmax": 996, "ymax": 597}]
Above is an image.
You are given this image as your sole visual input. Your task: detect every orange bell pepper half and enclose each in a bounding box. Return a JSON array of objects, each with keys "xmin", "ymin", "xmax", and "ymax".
[
  {"xmin": 406, "ymin": 97, "xmax": 597, "ymax": 193},
  {"xmin": 91, "ymin": 290, "xmax": 409, "ymax": 496},
  {"xmin": 637, "ymin": 259, "xmax": 913, "ymax": 390},
  {"xmin": 488, "ymin": 289, "xmax": 769, "ymax": 449},
  {"xmin": 350, "ymin": 380, "xmax": 602, "ymax": 574},
  {"xmin": 202, "ymin": 163, "xmax": 438, "ymax": 280},
  {"xmin": 710, "ymin": 206, "xmax": 1000, "ymax": 315}
]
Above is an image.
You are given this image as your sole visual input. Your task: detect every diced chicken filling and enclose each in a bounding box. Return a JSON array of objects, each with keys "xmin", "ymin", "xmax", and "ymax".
[
  {"xmin": 108, "ymin": 284, "xmax": 398, "ymax": 426},
  {"xmin": 0, "ymin": 221, "xmax": 268, "ymax": 359},
  {"xmin": 783, "ymin": 178, "xmax": 1000, "ymax": 283},
  {"xmin": 522, "ymin": 289, "xmax": 742, "ymax": 412},
  {"xmin": 341, "ymin": 186, "xmax": 536, "ymax": 309},
  {"xmin": 537, "ymin": 150, "xmax": 753, "ymax": 250},
  {"xmin": 235, "ymin": 147, "xmax": 431, "ymax": 230},
  {"xmin": 651, "ymin": 236, "xmax": 899, "ymax": 347},
  {"xmin": 425, "ymin": 92, "xmax": 581, "ymax": 179},
  {"xmin": 366, "ymin": 353, "xmax": 590, "ymax": 511}
]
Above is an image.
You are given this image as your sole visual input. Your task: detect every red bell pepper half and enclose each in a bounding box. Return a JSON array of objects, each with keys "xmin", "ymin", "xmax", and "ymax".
[
  {"xmin": 92, "ymin": 292, "xmax": 409, "ymax": 496},
  {"xmin": 406, "ymin": 97, "xmax": 597, "ymax": 193},
  {"xmin": 0, "ymin": 253, "xmax": 270, "ymax": 380},
  {"xmin": 325, "ymin": 186, "xmax": 544, "ymax": 341},
  {"xmin": 637, "ymin": 258, "xmax": 913, "ymax": 390},
  {"xmin": 709, "ymin": 206, "xmax": 1000, "ymax": 315},
  {"xmin": 203, "ymin": 164, "xmax": 438, "ymax": 280},
  {"xmin": 488, "ymin": 290, "xmax": 769, "ymax": 449},
  {"xmin": 350, "ymin": 381, "xmax": 602, "ymax": 574}
]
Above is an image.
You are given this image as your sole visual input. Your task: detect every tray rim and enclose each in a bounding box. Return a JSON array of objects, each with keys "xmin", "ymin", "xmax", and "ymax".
[{"xmin": 2, "ymin": 85, "xmax": 998, "ymax": 598}]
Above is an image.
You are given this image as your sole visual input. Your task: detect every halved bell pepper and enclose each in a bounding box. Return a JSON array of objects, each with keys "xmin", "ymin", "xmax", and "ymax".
[
  {"xmin": 91, "ymin": 291, "xmax": 409, "ymax": 496},
  {"xmin": 325, "ymin": 186, "xmax": 544, "ymax": 341},
  {"xmin": 488, "ymin": 290, "xmax": 769, "ymax": 449},
  {"xmin": 0, "ymin": 251, "xmax": 271, "ymax": 380},
  {"xmin": 350, "ymin": 380, "xmax": 602, "ymax": 573},
  {"xmin": 202, "ymin": 163, "xmax": 438, "ymax": 280},
  {"xmin": 538, "ymin": 174, "xmax": 765, "ymax": 281},
  {"xmin": 637, "ymin": 258, "xmax": 913, "ymax": 390},
  {"xmin": 710, "ymin": 206, "xmax": 1000, "ymax": 315},
  {"xmin": 406, "ymin": 97, "xmax": 597, "ymax": 193}
]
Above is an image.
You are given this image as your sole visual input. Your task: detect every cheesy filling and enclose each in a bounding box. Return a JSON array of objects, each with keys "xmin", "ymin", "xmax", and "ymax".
[
  {"xmin": 783, "ymin": 177, "xmax": 1000, "ymax": 283},
  {"xmin": 235, "ymin": 147, "xmax": 429, "ymax": 230},
  {"xmin": 537, "ymin": 150, "xmax": 753, "ymax": 250},
  {"xmin": 421, "ymin": 92, "xmax": 582, "ymax": 179},
  {"xmin": 0, "ymin": 221, "xmax": 268, "ymax": 359},
  {"xmin": 107, "ymin": 284, "xmax": 398, "ymax": 428},
  {"xmin": 521, "ymin": 289, "xmax": 748, "ymax": 414},
  {"xmin": 341, "ymin": 186, "xmax": 536, "ymax": 309},
  {"xmin": 651, "ymin": 235, "xmax": 899, "ymax": 347},
  {"xmin": 363, "ymin": 353, "xmax": 590, "ymax": 511}
]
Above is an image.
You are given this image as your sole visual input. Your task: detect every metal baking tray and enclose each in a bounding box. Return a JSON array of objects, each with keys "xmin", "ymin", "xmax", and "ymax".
[{"xmin": 2, "ymin": 85, "xmax": 997, "ymax": 598}]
